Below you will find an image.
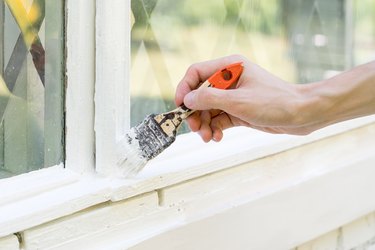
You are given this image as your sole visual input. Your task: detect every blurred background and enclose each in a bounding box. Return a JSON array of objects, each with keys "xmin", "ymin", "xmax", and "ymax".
[{"xmin": 130, "ymin": 0, "xmax": 375, "ymax": 131}]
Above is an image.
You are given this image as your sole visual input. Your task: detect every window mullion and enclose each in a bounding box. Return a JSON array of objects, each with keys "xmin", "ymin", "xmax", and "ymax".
[
  {"xmin": 65, "ymin": 0, "xmax": 96, "ymax": 173},
  {"xmin": 95, "ymin": 0, "xmax": 131, "ymax": 176}
]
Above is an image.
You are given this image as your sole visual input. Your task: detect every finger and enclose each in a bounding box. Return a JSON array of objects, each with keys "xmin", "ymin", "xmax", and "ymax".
[
  {"xmin": 184, "ymin": 87, "xmax": 233, "ymax": 111},
  {"xmin": 186, "ymin": 110, "xmax": 221, "ymax": 133},
  {"xmin": 185, "ymin": 111, "xmax": 201, "ymax": 132},
  {"xmin": 175, "ymin": 55, "xmax": 245, "ymax": 106},
  {"xmin": 212, "ymin": 128, "xmax": 223, "ymax": 142},
  {"xmin": 210, "ymin": 113, "xmax": 235, "ymax": 142},
  {"xmin": 198, "ymin": 110, "xmax": 213, "ymax": 143}
]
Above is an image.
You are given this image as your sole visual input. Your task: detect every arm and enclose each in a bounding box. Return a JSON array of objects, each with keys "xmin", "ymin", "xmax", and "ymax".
[{"xmin": 175, "ymin": 55, "xmax": 375, "ymax": 142}]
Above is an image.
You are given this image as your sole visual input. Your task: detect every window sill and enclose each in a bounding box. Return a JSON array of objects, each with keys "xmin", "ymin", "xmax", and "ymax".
[
  {"xmin": 1, "ymin": 115, "xmax": 375, "ymax": 238},
  {"xmin": 110, "ymin": 115, "xmax": 375, "ymax": 201},
  {"xmin": 0, "ymin": 166, "xmax": 110, "ymax": 237}
]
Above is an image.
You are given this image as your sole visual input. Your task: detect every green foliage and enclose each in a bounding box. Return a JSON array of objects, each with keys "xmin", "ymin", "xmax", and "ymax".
[
  {"xmin": 354, "ymin": 0, "xmax": 375, "ymax": 36},
  {"xmin": 150, "ymin": 0, "xmax": 282, "ymax": 35}
]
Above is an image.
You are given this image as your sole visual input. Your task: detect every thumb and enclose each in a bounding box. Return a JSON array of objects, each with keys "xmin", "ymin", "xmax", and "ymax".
[{"xmin": 183, "ymin": 87, "xmax": 226, "ymax": 110}]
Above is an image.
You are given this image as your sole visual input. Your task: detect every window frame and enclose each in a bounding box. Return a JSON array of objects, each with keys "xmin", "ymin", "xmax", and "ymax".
[
  {"xmin": 1, "ymin": 0, "xmax": 375, "ymax": 240},
  {"xmin": 94, "ymin": 0, "xmax": 131, "ymax": 176},
  {"xmin": 0, "ymin": 0, "xmax": 97, "ymax": 236}
]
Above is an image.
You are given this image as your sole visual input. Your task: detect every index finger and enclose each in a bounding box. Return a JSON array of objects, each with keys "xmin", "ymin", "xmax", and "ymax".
[{"xmin": 175, "ymin": 55, "xmax": 245, "ymax": 106}]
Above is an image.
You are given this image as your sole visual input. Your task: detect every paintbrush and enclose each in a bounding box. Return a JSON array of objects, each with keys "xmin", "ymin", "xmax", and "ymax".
[{"xmin": 117, "ymin": 62, "xmax": 243, "ymax": 177}]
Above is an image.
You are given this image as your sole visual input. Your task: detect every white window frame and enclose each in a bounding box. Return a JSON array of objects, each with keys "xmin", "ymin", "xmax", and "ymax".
[
  {"xmin": 0, "ymin": 0, "xmax": 97, "ymax": 236},
  {"xmin": 1, "ymin": 0, "xmax": 375, "ymax": 240}
]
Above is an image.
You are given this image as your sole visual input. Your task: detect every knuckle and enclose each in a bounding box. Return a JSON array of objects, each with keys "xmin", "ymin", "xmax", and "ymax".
[
  {"xmin": 228, "ymin": 54, "xmax": 246, "ymax": 62},
  {"xmin": 198, "ymin": 89, "xmax": 218, "ymax": 108},
  {"xmin": 187, "ymin": 63, "xmax": 200, "ymax": 75}
]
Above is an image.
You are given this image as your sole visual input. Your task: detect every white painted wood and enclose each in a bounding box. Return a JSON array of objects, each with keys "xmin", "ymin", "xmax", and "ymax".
[
  {"xmin": 129, "ymin": 156, "xmax": 375, "ymax": 250},
  {"xmin": 111, "ymin": 116, "xmax": 375, "ymax": 201},
  {"xmin": 297, "ymin": 230, "xmax": 340, "ymax": 250},
  {"xmin": 6, "ymin": 118, "xmax": 373, "ymax": 250},
  {"xmin": 297, "ymin": 212, "xmax": 375, "ymax": 250},
  {"xmin": 0, "ymin": 117, "xmax": 374, "ymax": 242},
  {"xmin": 65, "ymin": 0, "xmax": 96, "ymax": 173},
  {"xmin": 0, "ymin": 0, "xmax": 98, "ymax": 239},
  {"xmin": 46, "ymin": 206, "xmax": 183, "ymax": 250},
  {"xmin": 0, "ymin": 164, "xmax": 75, "ymax": 206},
  {"xmin": 95, "ymin": 0, "xmax": 131, "ymax": 176},
  {"xmin": 0, "ymin": 235, "xmax": 19, "ymax": 250},
  {"xmin": 23, "ymin": 192, "xmax": 159, "ymax": 250},
  {"xmin": 159, "ymin": 122, "xmax": 375, "ymax": 216},
  {"xmin": 0, "ymin": 171, "xmax": 110, "ymax": 237},
  {"xmin": 341, "ymin": 212, "xmax": 375, "ymax": 249}
]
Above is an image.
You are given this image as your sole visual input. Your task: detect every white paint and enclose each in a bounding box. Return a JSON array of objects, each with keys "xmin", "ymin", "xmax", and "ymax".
[
  {"xmin": 341, "ymin": 213, "xmax": 375, "ymax": 249},
  {"xmin": 116, "ymin": 128, "xmax": 148, "ymax": 178},
  {"xmin": 0, "ymin": 117, "xmax": 374, "ymax": 239},
  {"xmin": 297, "ymin": 212, "xmax": 375, "ymax": 250},
  {"xmin": 111, "ymin": 115, "xmax": 375, "ymax": 201},
  {"xmin": 0, "ymin": 1, "xmax": 373, "ymax": 248},
  {"xmin": 0, "ymin": 0, "xmax": 98, "ymax": 239},
  {"xmin": 297, "ymin": 230, "xmax": 340, "ymax": 250},
  {"xmin": 95, "ymin": 0, "xmax": 131, "ymax": 176},
  {"xmin": 23, "ymin": 192, "xmax": 159, "ymax": 250},
  {"xmin": 0, "ymin": 164, "xmax": 74, "ymax": 206},
  {"xmin": 45, "ymin": 206, "xmax": 184, "ymax": 250},
  {"xmin": 65, "ymin": 0, "xmax": 96, "ymax": 174},
  {"xmin": 0, "ymin": 235, "xmax": 19, "ymax": 250},
  {"xmin": 0, "ymin": 119, "xmax": 372, "ymax": 249},
  {"xmin": 129, "ymin": 156, "xmax": 375, "ymax": 250},
  {"xmin": 0, "ymin": 171, "xmax": 110, "ymax": 237}
]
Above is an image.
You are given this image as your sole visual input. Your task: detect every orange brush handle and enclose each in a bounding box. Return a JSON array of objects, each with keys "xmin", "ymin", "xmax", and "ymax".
[{"xmin": 207, "ymin": 62, "xmax": 243, "ymax": 89}]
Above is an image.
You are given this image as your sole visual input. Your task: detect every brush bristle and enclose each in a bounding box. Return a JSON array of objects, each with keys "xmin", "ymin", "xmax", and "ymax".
[
  {"xmin": 117, "ymin": 127, "xmax": 148, "ymax": 177},
  {"xmin": 116, "ymin": 114, "xmax": 178, "ymax": 178}
]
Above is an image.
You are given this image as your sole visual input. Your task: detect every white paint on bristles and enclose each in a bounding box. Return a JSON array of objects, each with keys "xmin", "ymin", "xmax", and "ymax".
[{"xmin": 116, "ymin": 128, "xmax": 148, "ymax": 178}]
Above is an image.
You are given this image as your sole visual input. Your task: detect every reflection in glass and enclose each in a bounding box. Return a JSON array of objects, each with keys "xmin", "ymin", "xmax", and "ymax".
[
  {"xmin": 0, "ymin": 0, "xmax": 64, "ymax": 178},
  {"xmin": 130, "ymin": 0, "xmax": 375, "ymax": 130}
]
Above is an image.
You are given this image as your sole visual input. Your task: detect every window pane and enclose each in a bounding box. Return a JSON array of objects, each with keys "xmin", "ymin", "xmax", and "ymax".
[
  {"xmin": 0, "ymin": 0, "xmax": 64, "ymax": 178},
  {"xmin": 130, "ymin": 0, "xmax": 375, "ymax": 129}
]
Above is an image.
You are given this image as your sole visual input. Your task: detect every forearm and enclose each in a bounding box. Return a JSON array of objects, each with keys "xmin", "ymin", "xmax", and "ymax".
[{"xmin": 303, "ymin": 61, "xmax": 375, "ymax": 127}]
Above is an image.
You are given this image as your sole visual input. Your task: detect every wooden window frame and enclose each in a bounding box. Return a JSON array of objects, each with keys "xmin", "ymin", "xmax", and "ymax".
[{"xmin": 1, "ymin": 0, "xmax": 375, "ymax": 242}]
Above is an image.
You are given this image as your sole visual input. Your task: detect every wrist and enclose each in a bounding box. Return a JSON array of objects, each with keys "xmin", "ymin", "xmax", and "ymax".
[
  {"xmin": 294, "ymin": 81, "xmax": 334, "ymax": 130},
  {"xmin": 306, "ymin": 62, "xmax": 375, "ymax": 128}
]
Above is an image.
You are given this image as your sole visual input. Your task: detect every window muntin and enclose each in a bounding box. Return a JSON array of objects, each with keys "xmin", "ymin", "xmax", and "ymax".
[
  {"xmin": 0, "ymin": 0, "xmax": 64, "ymax": 178},
  {"xmin": 130, "ymin": 0, "xmax": 375, "ymax": 131}
]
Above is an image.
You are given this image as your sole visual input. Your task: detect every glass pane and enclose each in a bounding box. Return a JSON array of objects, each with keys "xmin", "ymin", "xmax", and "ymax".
[
  {"xmin": 130, "ymin": 0, "xmax": 375, "ymax": 129},
  {"xmin": 0, "ymin": 0, "xmax": 64, "ymax": 178}
]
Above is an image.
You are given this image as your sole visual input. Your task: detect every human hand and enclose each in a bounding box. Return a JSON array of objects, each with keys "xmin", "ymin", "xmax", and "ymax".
[{"xmin": 175, "ymin": 55, "xmax": 323, "ymax": 142}]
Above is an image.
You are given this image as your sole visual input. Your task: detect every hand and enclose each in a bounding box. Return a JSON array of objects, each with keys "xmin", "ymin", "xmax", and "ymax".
[{"xmin": 175, "ymin": 55, "xmax": 325, "ymax": 142}]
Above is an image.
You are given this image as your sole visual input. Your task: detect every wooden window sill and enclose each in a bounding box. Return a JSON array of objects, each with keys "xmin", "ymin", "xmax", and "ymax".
[{"xmin": 1, "ymin": 115, "xmax": 375, "ymax": 240}]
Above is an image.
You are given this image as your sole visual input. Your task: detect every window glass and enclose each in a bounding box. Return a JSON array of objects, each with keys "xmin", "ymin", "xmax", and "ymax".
[
  {"xmin": 130, "ymin": 0, "xmax": 375, "ymax": 129},
  {"xmin": 0, "ymin": 0, "xmax": 64, "ymax": 178}
]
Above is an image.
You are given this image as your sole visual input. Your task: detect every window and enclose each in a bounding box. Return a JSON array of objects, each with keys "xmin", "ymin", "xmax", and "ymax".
[
  {"xmin": 0, "ymin": 0, "xmax": 64, "ymax": 178},
  {"xmin": 0, "ymin": 0, "xmax": 374, "ymax": 240},
  {"xmin": 130, "ymin": 0, "xmax": 375, "ymax": 130}
]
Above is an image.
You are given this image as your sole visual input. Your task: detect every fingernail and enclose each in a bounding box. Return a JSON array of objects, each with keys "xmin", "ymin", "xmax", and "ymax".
[{"xmin": 184, "ymin": 92, "xmax": 195, "ymax": 108}]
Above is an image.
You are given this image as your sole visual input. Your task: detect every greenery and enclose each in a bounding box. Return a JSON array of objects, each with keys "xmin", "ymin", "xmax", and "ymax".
[{"xmin": 150, "ymin": 0, "xmax": 282, "ymax": 35}]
